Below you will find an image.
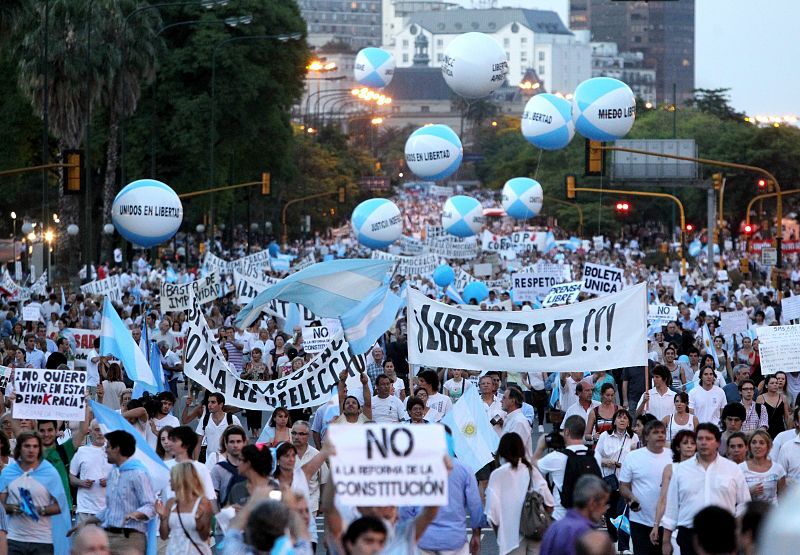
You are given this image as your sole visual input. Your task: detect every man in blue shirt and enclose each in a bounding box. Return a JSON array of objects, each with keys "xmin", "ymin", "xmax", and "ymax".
[{"xmin": 539, "ymin": 475, "xmax": 610, "ymax": 555}]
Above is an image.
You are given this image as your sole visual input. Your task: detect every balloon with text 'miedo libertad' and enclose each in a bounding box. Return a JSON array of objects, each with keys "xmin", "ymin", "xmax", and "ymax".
[
  {"xmin": 521, "ymin": 93, "xmax": 575, "ymax": 150},
  {"xmin": 463, "ymin": 281, "xmax": 489, "ymax": 304},
  {"xmin": 442, "ymin": 32, "xmax": 508, "ymax": 99},
  {"xmin": 432, "ymin": 265, "xmax": 455, "ymax": 288},
  {"xmin": 502, "ymin": 178, "xmax": 543, "ymax": 220},
  {"xmin": 112, "ymin": 179, "xmax": 183, "ymax": 247},
  {"xmin": 441, "ymin": 195, "xmax": 483, "ymax": 238},
  {"xmin": 354, "ymin": 47, "xmax": 395, "ymax": 89},
  {"xmin": 350, "ymin": 198, "xmax": 402, "ymax": 249},
  {"xmin": 573, "ymin": 77, "xmax": 636, "ymax": 141},
  {"xmin": 404, "ymin": 124, "xmax": 463, "ymax": 181}
]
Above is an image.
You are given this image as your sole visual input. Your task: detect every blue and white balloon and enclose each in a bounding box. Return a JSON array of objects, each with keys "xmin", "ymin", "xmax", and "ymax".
[
  {"xmin": 112, "ymin": 179, "xmax": 183, "ymax": 247},
  {"xmin": 521, "ymin": 93, "xmax": 575, "ymax": 150},
  {"xmin": 441, "ymin": 195, "xmax": 483, "ymax": 238},
  {"xmin": 432, "ymin": 265, "xmax": 455, "ymax": 288},
  {"xmin": 502, "ymin": 178, "xmax": 543, "ymax": 220},
  {"xmin": 463, "ymin": 281, "xmax": 489, "ymax": 304},
  {"xmin": 354, "ymin": 47, "xmax": 395, "ymax": 89},
  {"xmin": 442, "ymin": 32, "xmax": 508, "ymax": 99},
  {"xmin": 404, "ymin": 125, "xmax": 463, "ymax": 181},
  {"xmin": 573, "ymin": 77, "xmax": 636, "ymax": 141},
  {"xmin": 351, "ymin": 198, "xmax": 402, "ymax": 249}
]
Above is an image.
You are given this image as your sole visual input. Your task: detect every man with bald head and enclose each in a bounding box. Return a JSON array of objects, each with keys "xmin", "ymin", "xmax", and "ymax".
[
  {"xmin": 561, "ymin": 380, "xmax": 600, "ymax": 430},
  {"xmin": 70, "ymin": 524, "xmax": 110, "ymax": 555}
]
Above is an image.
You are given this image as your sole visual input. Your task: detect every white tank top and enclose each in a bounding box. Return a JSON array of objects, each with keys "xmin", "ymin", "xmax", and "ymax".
[{"xmin": 667, "ymin": 413, "xmax": 695, "ymax": 441}]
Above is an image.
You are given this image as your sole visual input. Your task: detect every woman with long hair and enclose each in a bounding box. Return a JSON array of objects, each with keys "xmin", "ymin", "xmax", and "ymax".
[
  {"xmin": 595, "ymin": 409, "xmax": 635, "ymax": 548},
  {"xmin": 662, "ymin": 392, "xmax": 698, "ymax": 442},
  {"xmin": 757, "ymin": 374, "xmax": 790, "ymax": 438},
  {"xmin": 585, "ymin": 383, "xmax": 619, "ymax": 443},
  {"xmin": 269, "ymin": 334, "xmax": 288, "ymax": 377},
  {"xmin": 157, "ymin": 426, "xmax": 174, "ymax": 462},
  {"xmin": 485, "ymin": 432, "xmax": 553, "ymax": 555},
  {"xmin": 712, "ymin": 335, "xmax": 733, "ymax": 382},
  {"xmin": 8, "ymin": 323, "xmax": 24, "ymax": 349},
  {"xmin": 650, "ymin": 430, "xmax": 697, "ymax": 545},
  {"xmin": 155, "ymin": 461, "xmax": 213, "ymax": 554},
  {"xmin": 100, "ymin": 363, "xmax": 127, "ymax": 410},
  {"xmin": 735, "ymin": 336, "xmax": 755, "ymax": 366},
  {"xmin": 259, "ymin": 408, "xmax": 291, "ymax": 447},
  {"xmin": 227, "ymin": 444, "xmax": 276, "ymax": 507},
  {"xmin": 740, "ymin": 429, "xmax": 786, "ymax": 505}
]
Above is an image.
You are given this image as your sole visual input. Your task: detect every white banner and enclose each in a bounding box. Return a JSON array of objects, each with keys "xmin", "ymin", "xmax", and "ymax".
[
  {"xmin": 719, "ymin": 310, "xmax": 749, "ymax": 335},
  {"xmin": 647, "ymin": 305, "xmax": 679, "ymax": 326},
  {"xmin": 185, "ymin": 299, "xmax": 367, "ymax": 409},
  {"xmin": 80, "ymin": 275, "xmax": 122, "ymax": 301},
  {"xmin": 581, "ymin": 263, "xmax": 624, "ymax": 296},
  {"xmin": 204, "ymin": 250, "xmax": 271, "ymax": 278},
  {"xmin": 408, "ymin": 283, "xmax": 647, "ymax": 372},
  {"xmin": 328, "ymin": 423, "xmax": 448, "ymax": 506},
  {"xmin": 13, "ymin": 368, "xmax": 87, "ymax": 421},
  {"xmin": 756, "ymin": 325, "xmax": 800, "ymax": 376},
  {"xmin": 161, "ymin": 273, "xmax": 222, "ymax": 311},
  {"xmin": 55, "ymin": 328, "xmax": 100, "ymax": 369},
  {"xmin": 371, "ymin": 251, "xmax": 437, "ymax": 277},
  {"xmin": 428, "ymin": 184, "xmax": 454, "ymax": 197},
  {"xmin": 232, "ymin": 270, "xmax": 279, "ymax": 306},
  {"xmin": 399, "ymin": 236, "xmax": 425, "ymax": 256},
  {"xmin": 481, "ymin": 230, "xmax": 547, "ymax": 253},
  {"xmin": 0, "ymin": 271, "xmax": 20, "ymax": 300},
  {"xmin": 781, "ymin": 296, "xmax": 800, "ymax": 322},
  {"xmin": 22, "ymin": 305, "xmax": 40, "ymax": 322},
  {"xmin": 453, "ymin": 269, "xmax": 476, "ymax": 292},
  {"xmin": 427, "ymin": 235, "xmax": 478, "ymax": 260},
  {"xmin": 473, "ymin": 263, "xmax": 493, "ymax": 277},
  {"xmin": 542, "ymin": 281, "xmax": 583, "ymax": 307}
]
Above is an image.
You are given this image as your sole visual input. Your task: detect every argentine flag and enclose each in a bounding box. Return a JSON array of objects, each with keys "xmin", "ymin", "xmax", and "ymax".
[
  {"xmin": 441, "ymin": 385, "xmax": 499, "ymax": 473},
  {"xmin": 702, "ymin": 323, "xmax": 720, "ymax": 368},
  {"xmin": 340, "ymin": 283, "xmax": 404, "ymax": 355},
  {"xmin": 100, "ymin": 297, "xmax": 156, "ymax": 389}
]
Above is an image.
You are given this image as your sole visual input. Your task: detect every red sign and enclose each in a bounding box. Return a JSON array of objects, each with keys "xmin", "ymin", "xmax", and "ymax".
[{"xmin": 750, "ymin": 240, "xmax": 800, "ymax": 255}]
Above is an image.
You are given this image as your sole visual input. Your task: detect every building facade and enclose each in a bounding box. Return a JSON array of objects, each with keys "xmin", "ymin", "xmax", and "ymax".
[
  {"xmin": 299, "ymin": 0, "xmax": 383, "ymax": 50},
  {"xmin": 591, "ymin": 42, "xmax": 657, "ymax": 104}
]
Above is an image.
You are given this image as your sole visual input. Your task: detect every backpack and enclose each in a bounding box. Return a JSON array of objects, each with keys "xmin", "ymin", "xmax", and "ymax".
[
  {"xmin": 218, "ymin": 460, "xmax": 247, "ymax": 506},
  {"xmin": 198, "ymin": 412, "xmax": 234, "ymax": 463},
  {"xmin": 519, "ymin": 468, "xmax": 552, "ymax": 540},
  {"xmin": 559, "ymin": 448, "xmax": 602, "ymax": 509}
]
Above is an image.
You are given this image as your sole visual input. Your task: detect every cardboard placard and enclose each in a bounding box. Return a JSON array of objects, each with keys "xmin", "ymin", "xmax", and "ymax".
[{"xmin": 13, "ymin": 368, "xmax": 87, "ymax": 421}]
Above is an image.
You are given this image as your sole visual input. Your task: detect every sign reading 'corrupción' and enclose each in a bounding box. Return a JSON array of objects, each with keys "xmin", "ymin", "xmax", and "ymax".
[
  {"xmin": 327, "ymin": 423, "xmax": 448, "ymax": 506},
  {"xmin": 408, "ymin": 283, "xmax": 647, "ymax": 373},
  {"xmin": 13, "ymin": 368, "xmax": 86, "ymax": 421}
]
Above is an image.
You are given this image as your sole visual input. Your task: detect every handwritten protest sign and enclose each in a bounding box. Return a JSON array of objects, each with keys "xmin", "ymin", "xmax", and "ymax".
[
  {"xmin": 327, "ymin": 423, "xmax": 448, "ymax": 506},
  {"xmin": 541, "ymin": 281, "xmax": 583, "ymax": 307},
  {"xmin": 161, "ymin": 272, "xmax": 222, "ymax": 311},
  {"xmin": 781, "ymin": 296, "xmax": 800, "ymax": 322},
  {"xmin": 719, "ymin": 310, "xmax": 749, "ymax": 335},
  {"xmin": 13, "ymin": 368, "xmax": 87, "ymax": 421},
  {"xmin": 756, "ymin": 325, "xmax": 800, "ymax": 375},
  {"xmin": 80, "ymin": 276, "xmax": 122, "ymax": 302},
  {"xmin": 22, "ymin": 305, "xmax": 40, "ymax": 322},
  {"xmin": 581, "ymin": 263, "xmax": 624, "ymax": 296},
  {"xmin": 647, "ymin": 305, "xmax": 679, "ymax": 326}
]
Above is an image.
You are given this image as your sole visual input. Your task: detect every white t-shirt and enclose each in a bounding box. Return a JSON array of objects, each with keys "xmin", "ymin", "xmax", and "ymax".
[
  {"xmin": 4, "ymin": 472, "xmax": 55, "ymax": 543},
  {"xmin": 618, "ymin": 447, "xmax": 673, "ymax": 526},
  {"xmin": 164, "ymin": 459, "xmax": 217, "ymax": 501},
  {"xmin": 389, "ymin": 377, "xmax": 405, "ymax": 399},
  {"xmin": 86, "ymin": 348, "xmax": 101, "ymax": 387},
  {"xmin": 69, "ymin": 444, "xmax": 112, "ymax": 515},
  {"xmin": 147, "ymin": 413, "xmax": 180, "ymax": 450},
  {"xmin": 442, "ymin": 378, "xmax": 470, "ymax": 403},
  {"xmin": 196, "ymin": 411, "xmax": 242, "ymax": 457},
  {"xmin": 688, "ymin": 385, "xmax": 727, "ymax": 424},
  {"xmin": 370, "ymin": 395, "xmax": 407, "ymax": 423},
  {"xmin": 537, "ymin": 444, "xmax": 592, "ymax": 520},
  {"xmin": 426, "ymin": 392, "xmax": 453, "ymax": 416}
]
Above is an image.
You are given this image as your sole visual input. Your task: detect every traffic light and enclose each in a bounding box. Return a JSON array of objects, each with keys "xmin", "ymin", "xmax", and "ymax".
[
  {"xmin": 615, "ymin": 201, "xmax": 630, "ymax": 213},
  {"xmin": 685, "ymin": 224, "xmax": 694, "ymax": 232},
  {"xmin": 61, "ymin": 150, "xmax": 83, "ymax": 195},
  {"xmin": 711, "ymin": 173, "xmax": 723, "ymax": 191},
  {"xmin": 584, "ymin": 140, "xmax": 605, "ymax": 176},
  {"xmin": 743, "ymin": 223, "xmax": 754, "ymax": 234},
  {"xmin": 337, "ymin": 185, "xmax": 346, "ymax": 204},
  {"xmin": 261, "ymin": 172, "xmax": 271, "ymax": 195},
  {"xmin": 757, "ymin": 178, "xmax": 767, "ymax": 191},
  {"xmin": 565, "ymin": 174, "xmax": 576, "ymax": 200}
]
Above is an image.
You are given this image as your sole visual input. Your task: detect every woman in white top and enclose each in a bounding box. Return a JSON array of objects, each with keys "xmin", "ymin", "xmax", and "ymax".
[
  {"xmin": 662, "ymin": 392, "xmax": 698, "ymax": 441},
  {"xmin": 739, "ymin": 429, "xmax": 786, "ymax": 505},
  {"xmin": 413, "ymin": 389, "xmax": 443, "ymax": 423},
  {"xmin": 651, "ymin": 429, "xmax": 697, "ymax": 546},
  {"xmin": 486, "ymin": 432, "xmax": 553, "ymax": 555},
  {"xmin": 382, "ymin": 359, "xmax": 406, "ymax": 401},
  {"xmin": 594, "ymin": 409, "xmax": 635, "ymax": 548},
  {"xmin": 155, "ymin": 461, "xmax": 213, "ymax": 555}
]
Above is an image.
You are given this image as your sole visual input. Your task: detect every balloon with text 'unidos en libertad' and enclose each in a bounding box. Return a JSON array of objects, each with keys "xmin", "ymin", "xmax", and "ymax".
[
  {"xmin": 441, "ymin": 32, "xmax": 508, "ymax": 99},
  {"xmin": 351, "ymin": 198, "xmax": 403, "ymax": 249},
  {"xmin": 441, "ymin": 195, "xmax": 483, "ymax": 238},
  {"xmin": 463, "ymin": 281, "xmax": 489, "ymax": 304},
  {"xmin": 354, "ymin": 47, "xmax": 395, "ymax": 88},
  {"xmin": 573, "ymin": 77, "xmax": 636, "ymax": 141},
  {"xmin": 112, "ymin": 179, "xmax": 183, "ymax": 247},
  {"xmin": 404, "ymin": 124, "xmax": 463, "ymax": 181},
  {"xmin": 502, "ymin": 178, "xmax": 543, "ymax": 220},
  {"xmin": 432, "ymin": 265, "xmax": 455, "ymax": 288},
  {"xmin": 521, "ymin": 93, "xmax": 575, "ymax": 150}
]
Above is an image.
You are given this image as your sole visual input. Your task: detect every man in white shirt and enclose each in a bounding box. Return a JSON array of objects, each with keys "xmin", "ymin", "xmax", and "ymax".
[
  {"xmin": 636, "ymin": 365, "xmax": 676, "ymax": 420},
  {"xmin": 619, "ymin": 419, "xmax": 673, "ymax": 555},
  {"xmin": 688, "ymin": 367, "xmax": 728, "ymax": 425},
  {"xmin": 500, "ymin": 387, "xmax": 532, "ymax": 460},
  {"xmin": 417, "ymin": 370, "xmax": 453, "ymax": 417},
  {"xmin": 777, "ymin": 411, "xmax": 800, "ymax": 485},
  {"xmin": 166, "ymin": 426, "xmax": 218, "ymax": 509},
  {"xmin": 69, "ymin": 419, "xmax": 112, "ymax": 524},
  {"xmin": 250, "ymin": 328, "xmax": 274, "ymax": 362},
  {"xmin": 561, "ymin": 381, "xmax": 600, "ymax": 430},
  {"xmin": 662, "ymin": 423, "xmax": 750, "ymax": 555},
  {"xmin": 195, "ymin": 393, "xmax": 242, "ymax": 464},
  {"xmin": 292, "ymin": 421, "xmax": 329, "ymax": 517},
  {"xmin": 371, "ymin": 375, "xmax": 407, "ymax": 423},
  {"xmin": 478, "ymin": 375, "xmax": 505, "ymax": 436},
  {"xmin": 559, "ymin": 372, "xmax": 585, "ymax": 412},
  {"xmin": 147, "ymin": 392, "xmax": 181, "ymax": 447},
  {"xmin": 771, "ymin": 406, "xmax": 800, "ymax": 460}
]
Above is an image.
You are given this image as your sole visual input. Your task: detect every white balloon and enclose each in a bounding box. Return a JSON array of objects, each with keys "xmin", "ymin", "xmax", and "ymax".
[
  {"xmin": 442, "ymin": 195, "xmax": 483, "ymax": 237},
  {"xmin": 112, "ymin": 179, "xmax": 183, "ymax": 247},
  {"xmin": 573, "ymin": 77, "xmax": 636, "ymax": 141},
  {"xmin": 354, "ymin": 47, "xmax": 395, "ymax": 88},
  {"xmin": 442, "ymin": 32, "xmax": 508, "ymax": 99},
  {"xmin": 404, "ymin": 125, "xmax": 463, "ymax": 181}
]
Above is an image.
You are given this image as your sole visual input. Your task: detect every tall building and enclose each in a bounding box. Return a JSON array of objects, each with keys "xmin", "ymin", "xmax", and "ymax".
[
  {"xmin": 591, "ymin": 42, "xmax": 657, "ymax": 104},
  {"xmin": 299, "ymin": 0, "xmax": 382, "ymax": 50},
  {"xmin": 569, "ymin": 0, "xmax": 694, "ymax": 105}
]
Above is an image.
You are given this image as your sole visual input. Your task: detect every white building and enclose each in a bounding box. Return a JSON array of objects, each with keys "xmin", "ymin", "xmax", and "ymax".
[
  {"xmin": 591, "ymin": 42, "xmax": 657, "ymax": 104},
  {"xmin": 388, "ymin": 8, "xmax": 591, "ymax": 94}
]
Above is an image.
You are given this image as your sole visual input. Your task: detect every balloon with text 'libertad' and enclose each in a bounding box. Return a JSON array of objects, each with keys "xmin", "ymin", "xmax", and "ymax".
[
  {"xmin": 404, "ymin": 124, "xmax": 463, "ymax": 181},
  {"xmin": 441, "ymin": 32, "xmax": 508, "ymax": 99},
  {"xmin": 573, "ymin": 77, "xmax": 636, "ymax": 141},
  {"xmin": 521, "ymin": 93, "xmax": 575, "ymax": 150},
  {"xmin": 112, "ymin": 179, "xmax": 183, "ymax": 247}
]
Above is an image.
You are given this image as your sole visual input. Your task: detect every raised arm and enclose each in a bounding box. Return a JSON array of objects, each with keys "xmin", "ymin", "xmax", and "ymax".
[{"xmin": 361, "ymin": 372, "xmax": 372, "ymax": 420}]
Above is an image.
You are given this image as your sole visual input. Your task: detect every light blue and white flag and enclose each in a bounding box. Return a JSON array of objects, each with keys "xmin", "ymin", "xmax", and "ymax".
[
  {"xmin": 237, "ymin": 259, "xmax": 394, "ymax": 328},
  {"xmin": 445, "ymin": 284, "xmax": 464, "ymax": 304},
  {"xmin": 282, "ymin": 303, "xmax": 302, "ymax": 335},
  {"xmin": 91, "ymin": 401, "xmax": 169, "ymax": 555},
  {"xmin": 549, "ymin": 376, "xmax": 560, "ymax": 409},
  {"xmin": 100, "ymin": 297, "xmax": 156, "ymax": 389},
  {"xmin": 441, "ymin": 385, "xmax": 499, "ymax": 473},
  {"xmin": 340, "ymin": 283, "xmax": 404, "ymax": 355},
  {"xmin": 702, "ymin": 323, "xmax": 720, "ymax": 368},
  {"xmin": 544, "ymin": 230, "xmax": 557, "ymax": 252},
  {"xmin": 60, "ymin": 286, "xmax": 66, "ymax": 308},
  {"xmin": 133, "ymin": 341, "xmax": 166, "ymax": 398}
]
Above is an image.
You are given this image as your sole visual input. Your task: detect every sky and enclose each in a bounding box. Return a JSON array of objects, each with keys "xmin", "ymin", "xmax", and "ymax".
[{"xmin": 452, "ymin": 0, "xmax": 800, "ymax": 116}]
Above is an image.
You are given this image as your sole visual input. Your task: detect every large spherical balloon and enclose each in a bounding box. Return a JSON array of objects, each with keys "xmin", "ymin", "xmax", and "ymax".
[
  {"xmin": 112, "ymin": 179, "xmax": 183, "ymax": 247},
  {"xmin": 404, "ymin": 125, "xmax": 463, "ymax": 181},
  {"xmin": 521, "ymin": 93, "xmax": 575, "ymax": 150},
  {"xmin": 573, "ymin": 77, "xmax": 636, "ymax": 141},
  {"xmin": 442, "ymin": 32, "xmax": 508, "ymax": 99},
  {"xmin": 502, "ymin": 178, "xmax": 543, "ymax": 220},
  {"xmin": 432, "ymin": 265, "xmax": 455, "ymax": 288},
  {"xmin": 463, "ymin": 281, "xmax": 489, "ymax": 304},
  {"xmin": 354, "ymin": 47, "xmax": 395, "ymax": 88},
  {"xmin": 350, "ymin": 198, "xmax": 402, "ymax": 249},
  {"xmin": 442, "ymin": 195, "xmax": 483, "ymax": 237}
]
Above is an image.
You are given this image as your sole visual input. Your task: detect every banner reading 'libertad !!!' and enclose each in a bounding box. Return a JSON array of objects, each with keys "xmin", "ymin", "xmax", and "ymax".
[{"xmin": 407, "ymin": 282, "xmax": 647, "ymax": 373}]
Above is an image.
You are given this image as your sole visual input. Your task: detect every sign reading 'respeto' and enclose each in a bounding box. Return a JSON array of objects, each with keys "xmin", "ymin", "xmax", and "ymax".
[{"xmin": 327, "ymin": 423, "xmax": 448, "ymax": 507}]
